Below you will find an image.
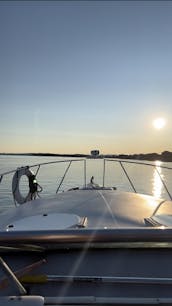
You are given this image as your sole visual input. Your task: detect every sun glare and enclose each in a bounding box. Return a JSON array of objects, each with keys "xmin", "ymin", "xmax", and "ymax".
[{"xmin": 152, "ymin": 117, "xmax": 166, "ymax": 130}]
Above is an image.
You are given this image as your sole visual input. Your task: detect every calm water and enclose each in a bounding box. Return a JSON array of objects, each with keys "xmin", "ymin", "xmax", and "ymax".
[{"xmin": 1, "ymin": 155, "xmax": 172, "ymax": 210}]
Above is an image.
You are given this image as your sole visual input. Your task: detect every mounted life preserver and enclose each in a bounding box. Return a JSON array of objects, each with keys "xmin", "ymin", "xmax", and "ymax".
[{"xmin": 12, "ymin": 167, "xmax": 36, "ymax": 204}]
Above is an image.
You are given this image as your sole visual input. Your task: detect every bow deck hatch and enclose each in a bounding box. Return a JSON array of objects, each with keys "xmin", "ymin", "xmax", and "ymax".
[{"xmin": 6, "ymin": 213, "xmax": 87, "ymax": 231}]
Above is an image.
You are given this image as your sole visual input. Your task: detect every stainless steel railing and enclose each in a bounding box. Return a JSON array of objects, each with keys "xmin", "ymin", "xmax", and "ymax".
[
  {"xmin": 104, "ymin": 159, "xmax": 172, "ymax": 200},
  {"xmin": 0, "ymin": 158, "xmax": 172, "ymax": 207}
]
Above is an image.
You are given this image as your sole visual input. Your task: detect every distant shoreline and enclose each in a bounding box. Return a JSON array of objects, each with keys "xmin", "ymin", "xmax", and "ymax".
[{"xmin": 0, "ymin": 151, "xmax": 172, "ymax": 162}]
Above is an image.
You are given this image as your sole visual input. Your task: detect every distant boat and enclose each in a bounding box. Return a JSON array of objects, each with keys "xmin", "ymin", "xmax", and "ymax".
[
  {"xmin": 90, "ymin": 149, "xmax": 100, "ymax": 157},
  {"xmin": 0, "ymin": 158, "xmax": 172, "ymax": 305}
]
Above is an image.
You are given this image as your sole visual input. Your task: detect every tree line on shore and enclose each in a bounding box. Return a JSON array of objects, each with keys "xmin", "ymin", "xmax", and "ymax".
[{"xmin": 1, "ymin": 151, "xmax": 172, "ymax": 161}]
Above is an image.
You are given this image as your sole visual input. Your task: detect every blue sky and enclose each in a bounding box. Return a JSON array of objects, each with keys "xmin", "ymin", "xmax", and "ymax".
[{"xmin": 0, "ymin": 1, "xmax": 172, "ymax": 154}]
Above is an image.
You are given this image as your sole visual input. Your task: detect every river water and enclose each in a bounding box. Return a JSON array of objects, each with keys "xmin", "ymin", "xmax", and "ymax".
[{"xmin": 0, "ymin": 155, "xmax": 172, "ymax": 210}]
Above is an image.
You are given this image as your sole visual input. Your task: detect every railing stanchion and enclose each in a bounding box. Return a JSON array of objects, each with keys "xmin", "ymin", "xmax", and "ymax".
[
  {"xmin": 84, "ymin": 159, "xmax": 87, "ymax": 188},
  {"xmin": 119, "ymin": 161, "xmax": 137, "ymax": 193},
  {"xmin": 56, "ymin": 161, "xmax": 72, "ymax": 194},
  {"xmin": 103, "ymin": 159, "xmax": 106, "ymax": 188},
  {"xmin": 35, "ymin": 164, "xmax": 41, "ymax": 177}
]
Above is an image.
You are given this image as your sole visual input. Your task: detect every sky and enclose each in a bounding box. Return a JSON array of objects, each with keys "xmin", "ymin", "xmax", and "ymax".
[{"xmin": 0, "ymin": 1, "xmax": 172, "ymax": 155}]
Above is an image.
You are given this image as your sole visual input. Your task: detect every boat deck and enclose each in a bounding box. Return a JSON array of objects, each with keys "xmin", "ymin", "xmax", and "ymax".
[{"xmin": 0, "ymin": 190, "xmax": 165, "ymax": 230}]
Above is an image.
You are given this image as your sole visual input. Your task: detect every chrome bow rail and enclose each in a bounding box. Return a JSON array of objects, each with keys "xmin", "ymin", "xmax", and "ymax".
[{"xmin": 0, "ymin": 159, "xmax": 172, "ymax": 206}]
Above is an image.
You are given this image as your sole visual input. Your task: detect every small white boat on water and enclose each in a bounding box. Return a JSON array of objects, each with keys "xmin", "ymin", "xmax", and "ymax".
[{"xmin": 1, "ymin": 158, "xmax": 172, "ymax": 305}]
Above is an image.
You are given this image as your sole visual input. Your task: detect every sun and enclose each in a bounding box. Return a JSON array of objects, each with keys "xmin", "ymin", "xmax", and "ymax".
[{"xmin": 152, "ymin": 117, "xmax": 166, "ymax": 129}]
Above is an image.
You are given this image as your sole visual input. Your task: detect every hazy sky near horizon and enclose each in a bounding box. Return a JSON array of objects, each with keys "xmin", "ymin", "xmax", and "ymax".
[{"xmin": 0, "ymin": 1, "xmax": 172, "ymax": 155}]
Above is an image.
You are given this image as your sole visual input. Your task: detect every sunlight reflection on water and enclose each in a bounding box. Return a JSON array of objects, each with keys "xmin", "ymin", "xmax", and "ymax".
[{"xmin": 152, "ymin": 160, "xmax": 163, "ymax": 199}]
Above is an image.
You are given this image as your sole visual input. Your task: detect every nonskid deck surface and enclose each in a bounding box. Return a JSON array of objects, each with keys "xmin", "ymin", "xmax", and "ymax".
[{"xmin": 0, "ymin": 190, "xmax": 164, "ymax": 230}]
